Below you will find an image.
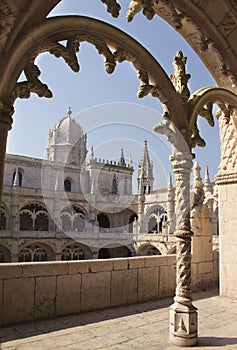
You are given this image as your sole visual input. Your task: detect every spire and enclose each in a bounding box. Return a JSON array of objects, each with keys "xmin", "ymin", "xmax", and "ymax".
[
  {"xmin": 167, "ymin": 172, "xmax": 175, "ymax": 201},
  {"xmin": 204, "ymin": 166, "xmax": 213, "ymax": 195},
  {"xmin": 118, "ymin": 147, "xmax": 126, "ymax": 167},
  {"xmin": 129, "ymin": 154, "xmax": 133, "ymax": 168},
  {"xmin": 90, "ymin": 146, "xmax": 94, "ymax": 160},
  {"xmin": 137, "ymin": 139, "xmax": 154, "ymax": 194},
  {"xmin": 13, "ymin": 168, "xmax": 20, "ymax": 187},
  {"xmin": 66, "ymin": 107, "xmax": 72, "ymax": 144}
]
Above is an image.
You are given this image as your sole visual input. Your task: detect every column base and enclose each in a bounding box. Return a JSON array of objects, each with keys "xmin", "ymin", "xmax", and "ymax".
[{"xmin": 169, "ymin": 299, "xmax": 198, "ymax": 347}]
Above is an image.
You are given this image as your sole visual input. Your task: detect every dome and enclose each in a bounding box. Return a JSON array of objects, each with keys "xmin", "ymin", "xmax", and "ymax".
[{"xmin": 49, "ymin": 107, "xmax": 84, "ymax": 146}]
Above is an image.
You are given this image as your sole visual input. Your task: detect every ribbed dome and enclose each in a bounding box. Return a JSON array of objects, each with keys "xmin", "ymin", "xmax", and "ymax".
[{"xmin": 49, "ymin": 107, "xmax": 83, "ymax": 146}]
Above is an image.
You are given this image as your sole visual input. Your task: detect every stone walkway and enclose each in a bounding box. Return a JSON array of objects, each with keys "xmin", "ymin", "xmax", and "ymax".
[{"xmin": 0, "ymin": 289, "xmax": 237, "ymax": 350}]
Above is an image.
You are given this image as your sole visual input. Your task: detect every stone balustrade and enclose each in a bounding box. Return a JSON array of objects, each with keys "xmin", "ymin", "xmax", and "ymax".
[{"xmin": 0, "ymin": 253, "xmax": 218, "ymax": 326}]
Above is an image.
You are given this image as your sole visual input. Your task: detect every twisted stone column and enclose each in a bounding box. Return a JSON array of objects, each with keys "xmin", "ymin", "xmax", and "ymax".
[
  {"xmin": 0, "ymin": 105, "xmax": 13, "ymax": 207},
  {"xmin": 169, "ymin": 150, "xmax": 198, "ymax": 347}
]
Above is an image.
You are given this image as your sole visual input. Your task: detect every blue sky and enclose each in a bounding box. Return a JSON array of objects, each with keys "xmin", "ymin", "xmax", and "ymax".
[{"xmin": 7, "ymin": 0, "xmax": 219, "ymax": 190}]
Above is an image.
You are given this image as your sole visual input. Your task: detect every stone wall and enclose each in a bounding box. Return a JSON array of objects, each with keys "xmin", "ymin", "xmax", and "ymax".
[
  {"xmin": 0, "ymin": 254, "xmax": 218, "ymax": 326},
  {"xmin": 218, "ymin": 182, "xmax": 237, "ymax": 298}
]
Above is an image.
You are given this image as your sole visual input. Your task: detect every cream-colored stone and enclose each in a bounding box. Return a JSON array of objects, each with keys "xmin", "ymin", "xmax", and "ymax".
[
  {"xmin": 145, "ymin": 255, "xmax": 169, "ymax": 267},
  {"xmin": 35, "ymin": 276, "xmax": 56, "ymax": 319},
  {"xmin": 3, "ymin": 278, "xmax": 35, "ymax": 324},
  {"xmin": 197, "ymin": 261, "xmax": 213, "ymax": 274},
  {"xmin": 68, "ymin": 261, "xmax": 89, "ymax": 274},
  {"xmin": 22, "ymin": 262, "xmax": 68, "ymax": 277},
  {"xmin": 0, "ymin": 264, "xmax": 22, "ymax": 279},
  {"xmin": 128, "ymin": 257, "xmax": 145, "ymax": 269},
  {"xmin": 111, "ymin": 269, "xmax": 138, "ymax": 306},
  {"xmin": 138, "ymin": 267, "xmax": 158, "ymax": 301},
  {"xmin": 56, "ymin": 274, "xmax": 81, "ymax": 316},
  {"xmin": 81, "ymin": 272, "xmax": 111, "ymax": 312},
  {"xmin": 113, "ymin": 258, "xmax": 128, "ymax": 270},
  {"xmin": 88, "ymin": 260, "xmax": 113, "ymax": 273},
  {"xmin": 159, "ymin": 264, "xmax": 176, "ymax": 297}
]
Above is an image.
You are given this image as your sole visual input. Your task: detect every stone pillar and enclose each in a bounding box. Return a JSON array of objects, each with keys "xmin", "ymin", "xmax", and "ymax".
[
  {"xmin": 0, "ymin": 106, "xmax": 13, "ymax": 207},
  {"xmin": 169, "ymin": 150, "xmax": 198, "ymax": 347}
]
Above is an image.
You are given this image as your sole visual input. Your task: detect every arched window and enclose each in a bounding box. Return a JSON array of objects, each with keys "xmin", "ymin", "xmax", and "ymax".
[
  {"xmin": 97, "ymin": 213, "xmax": 110, "ymax": 231},
  {"xmin": 112, "ymin": 174, "xmax": 118, "ymax": 194},
  {"xmin": 0, "ymin": 245, "xmax": 11, "ymax": 263},
  {"xmin": 18, "ymin": 244, "xmax": 50, "ymax": 262},
  {"xmin": 0, "ymin": 206, "xmax": 6, "ymax": 230},
  {"xmin": 61, "ymin": 244, "xmax": 85, "ymax": 261},
  {"xmin": 19, "ymin": 203, "xmax": 49, "ymax": 231},
  {"xmin": 129, "ymin": 212, "xmax": 138, "ymax": 233},
  {"xmin": 64, "ymin": 178, "xmax": 71, "ymax": 192},
  {"xmin": 60, "ymin": 205, "xmax": 85, "ymax": 232}
]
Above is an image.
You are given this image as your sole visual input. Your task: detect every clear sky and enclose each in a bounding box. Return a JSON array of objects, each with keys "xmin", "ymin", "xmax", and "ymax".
[{"xmin": 7, "ymin": 0, "xmax": 220, "ymax": 190}]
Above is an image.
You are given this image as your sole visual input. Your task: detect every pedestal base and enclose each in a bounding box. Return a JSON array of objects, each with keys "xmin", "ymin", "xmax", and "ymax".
[{"xmin": 169, "ymin": 300, "xmax": 198, "ymax": 347}]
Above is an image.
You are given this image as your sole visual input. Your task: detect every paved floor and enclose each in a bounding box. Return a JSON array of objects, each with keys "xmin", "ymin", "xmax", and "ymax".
[{"xmin": 0, "ymin": 288, "xmax": 237, "ymax": 350}]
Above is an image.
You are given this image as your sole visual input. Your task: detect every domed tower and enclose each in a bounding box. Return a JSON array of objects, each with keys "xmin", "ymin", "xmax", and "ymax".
[
  {"xmin": 137, "ymin": 139, "xmax": 154, "ymax": 194},
  {"xmin": 47, "ymin": 108, "xmax": 87, "ymax": 165}
]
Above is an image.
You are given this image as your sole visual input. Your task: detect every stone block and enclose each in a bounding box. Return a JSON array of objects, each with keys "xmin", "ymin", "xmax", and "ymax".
[
  {"xmin": 81, "ymin": 272, "xmax": 111, "ymax": 312},
  {"xmin": 3, "ymin": 277, "xmax": 35, "ymax": 324},
  {"xmin": 198, "ymin": 261, "xmax": 213, "ymax": 274},
  {"xmin": 111, "ymin": 269, "xmax": 138, "ymax": 307},
  {"xmin": 0, "ymin": 279, "xmax": 3, "ymax": 326},
  {"xmin": 35, "ymin": 276, "xmax": 56, "ymax": 319},
  {"xmin": 0, "ymin": 264, "xmax": 22, "ymax": 279},
  {"xmin": 88, "ymin": 260, "xmax": 113, "ymax": 273},
  {"xmin": 68, "ymin": 261, "xmax": 89, "ymax": 274},
  {"xmin": 128, "ymin": 257, "xmax": 145, "ymax": 269},
  {"xmin": 138, "ymin": 267, "xmax": 158, "ymax": 301},
  {"xmin": 159, "ymin": 264, "xmax": 176, "ymax": 298},
  {"xmin": 113, "ymin": 258, "xmax": 128, "ymax": 270},
  {"xmin": 56, "ymin": 274, "xmax": 81, "ymax": 316},
  {"xmin": 145, "ymin": 255, "xmax": 170, "ymax": 267},
  {"xmin": 22, "ymin": 262, "xmax": 68, "ymax": 277}
]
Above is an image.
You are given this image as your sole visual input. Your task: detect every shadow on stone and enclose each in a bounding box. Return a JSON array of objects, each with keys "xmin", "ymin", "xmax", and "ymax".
[{"xmin": 198, "ymin": 336, "xmax": 237, "ymax": 347}]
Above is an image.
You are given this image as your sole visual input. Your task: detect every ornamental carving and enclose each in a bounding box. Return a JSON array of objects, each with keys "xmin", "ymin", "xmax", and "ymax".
[
  {"xmin": 219, "ymin": 12, "xmax": 236, "ymax": 36},
  {"xmin": 0, "ymin": 0, "xmax": 16, "ymax": 50},
  {"xmin": 176, "ymin": 238, "xmax": 192, "ymax": 299},
  {"xmin": 101, "ymin": 0, "xmax": 121, "ymax": 17},
  {"xmin": 12, "ymin": 31, "xmax": 169, "ymax": 106}
]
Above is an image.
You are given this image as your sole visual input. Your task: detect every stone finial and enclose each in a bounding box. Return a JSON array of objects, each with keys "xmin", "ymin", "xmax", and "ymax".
[
  {"xmin": 170, "ymin": 50, "xmax": 191, "ymax": 102},
  {"xmin": 91, "ymin": 176, "xmax": 95, "ymax": 195},
  {"xmin": 13, "ymin": 168, "xmax": 20, "ymax": 187},
  {"xmin": 129, "ymin": 154, "xmax": 133, "ymax": 167},
  {"xmin": 204, "ymin": 166, "xmax": 213, "ymax": 195},
  {"xmin": 118, "ymin": 147, "xmax": 126, "ymax": 167},
  {"xmin": 67, "ymin": 106, "xmax": 72, "ymax": 117},
  {"xmin": 138, "ymin": 176, "xmax": 143, "ymax": 195},
  {"xmin": 55, "ymin": 171, "xmax": 60, "ymax": 191},
  {"xmin": 191, "ymin": 161, "xmax": 204, "ymax": 207},
  {"xmin": 167, "ymin": 172, "xmax": 175, "ymax": 201},
  {"xmin": 90, "ymin": 146, "xmax": 94, "ymax": 160}
]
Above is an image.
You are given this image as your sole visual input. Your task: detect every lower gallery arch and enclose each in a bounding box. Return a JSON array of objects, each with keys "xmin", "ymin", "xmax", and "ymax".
[
  {"xmin": 98, "ymin": 243, "xmax": 132, "ymax": 259},
  {"xmin": 0, "ymin": 244, "xmax": 11, "ymax": 263},
  {"xmin": 61, "ymin": 242, "xmax": 92, "ymax": 260},
  {"xmin": 18, "ymin": 241, "xmax": 55, "ymax": 262},
  {"xmin": 136, "ymin": 243, "xmax": 162, "ymax": 256}
]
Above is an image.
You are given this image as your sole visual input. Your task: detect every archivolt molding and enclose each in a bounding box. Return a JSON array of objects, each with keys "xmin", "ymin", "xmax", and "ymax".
[
  {"xmin": 124, "ymin": 1, "xmax": 237, "ymax": 89},
  {"xmin": 0, "ymin": 0, "xmax": 16, "ymax": 51},
  {"xmin": 3, "ymin": 16, "xmax": 184, "ymax": 122}
]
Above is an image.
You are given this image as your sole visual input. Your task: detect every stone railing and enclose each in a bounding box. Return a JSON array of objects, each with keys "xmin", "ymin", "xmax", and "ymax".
[{"xmin": 0, "ymin": 253, "xmax": 218, "ymax": 326}]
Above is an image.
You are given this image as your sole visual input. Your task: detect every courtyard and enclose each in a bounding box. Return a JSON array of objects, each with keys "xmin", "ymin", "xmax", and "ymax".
[{"xmin": 1, "ymin": 288, "xmax": 237, "ymax": 350}]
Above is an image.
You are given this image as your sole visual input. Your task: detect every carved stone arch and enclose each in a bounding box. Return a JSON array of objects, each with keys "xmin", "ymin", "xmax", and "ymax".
[
  {"xmin": 98, "ymin": 242, "xmax": 132, "ymax": 259},
  {"xmin": 61, "ymin": 242, "xmax": 92, "ymax": 260},
  {"xmin": 126, "ymin": 0, "xmax": 237, "ymax": 89},
  {"xmin": 0, "ymin": 243, "xmax": 11, "ymax": 262},
  {"xmin": 2, "ymin": 16, "xmax": 184, "ymax": 122},
  {"xmin": 136, "ymin": 243, "xmax": 162, "ymax": 256},
  {"xmin": 18, "ymin": 241, "xmax": 55, "ymax": 261}
]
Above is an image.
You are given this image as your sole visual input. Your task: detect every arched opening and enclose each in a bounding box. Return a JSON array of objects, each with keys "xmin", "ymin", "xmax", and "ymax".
[
  {"xmin": 64, "ymin": 178, "xmax": 71, "ymax": 192},
  {"xmin": 0, "ymin": 205, "xmax": 7, "ymax": 230},
  {"xmin": 19, "ymin": 203, "xmax": 49, "ymax": 231},
  {"xmin": 97, "ymin": 213, "xmax": 110, "ymax": 231},
  {"xmin": 60, "ymin": 205, "xmax": 86, "ymax": 232},
  {"xmin": 61, "ymin": 243, "xmax": 91, "ymax": 260},
  {"xmin": 18, "ymin": 242, "xmax": 54, "ymax": 262},
  {"xmin": 12, "ymin": 169, "xmax": 23, "ymax": 187},
  {"xmin": 128, "ymin": 212, "xmax": 138, "ymax": 233},
  {"xmin": 98, "ymin": 244, "xmax": 132, "ymax": 259},
  {"xmin": 136, "ymin": 243, "xmax": 162, "ymax": 256},
  {"xmin": 0, "ymin": 244, "xmax": 11, "ymax": 263}
]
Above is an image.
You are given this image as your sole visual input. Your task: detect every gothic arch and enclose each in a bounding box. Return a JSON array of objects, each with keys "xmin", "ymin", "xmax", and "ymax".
[
  {"xmin": 61, "ymin": 242, "xmax": 92, "ymax": 260},
  {"xmin": 18, "ymin": 241, "xmax": 55, "ymax": 262},
  {"xmin": 136, "ymin": 243, "xmax": 162, "ymax": 256},
  {"xmin": 0, "ymin": 244, "xmax": 11, "ymax": 262},
  {"xmin": 60, "ymin": 204, "xmax": 86, "ymax": 232}
]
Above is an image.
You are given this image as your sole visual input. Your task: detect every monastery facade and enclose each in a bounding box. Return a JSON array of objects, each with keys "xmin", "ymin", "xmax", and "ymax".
[{"xmin": 0, "ymin": 108, "xmax": 217, "ymax": 263}]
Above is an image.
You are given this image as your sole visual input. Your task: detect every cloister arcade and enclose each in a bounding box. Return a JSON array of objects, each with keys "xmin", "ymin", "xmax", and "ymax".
[{"xmin": 0, "ymin": 0, "xmax": 236, "ymax": 346}]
